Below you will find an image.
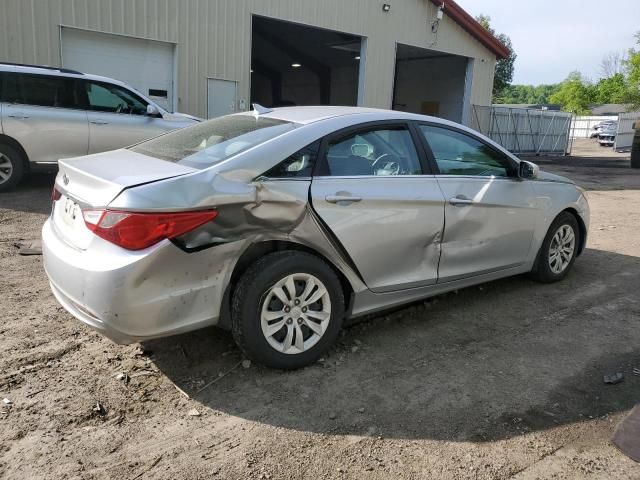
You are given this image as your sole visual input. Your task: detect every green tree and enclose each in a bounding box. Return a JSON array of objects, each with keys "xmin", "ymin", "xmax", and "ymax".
[
  {"xmin": 624, "ymin": 32, "xmax": 640, "ymax": 109},
  {"xmin": 497, "ymin": 83, "xmax": 560, "ymax": 105},
  {"xmin": 594, "ymin": 73, "xmax": 627, "ymax": 104},
  {"xmin": 549, "ymin": 72, "xmax": 596, "ymax": 114},
  {"xmin": 475, "ymin": 14, "xmax": 517, "ymax": 100}
]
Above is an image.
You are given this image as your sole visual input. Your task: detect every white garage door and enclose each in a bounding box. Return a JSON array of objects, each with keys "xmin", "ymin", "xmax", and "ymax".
[{"xmin": 61, "ymin": 28, "xmax": 175, "ymax": 111}]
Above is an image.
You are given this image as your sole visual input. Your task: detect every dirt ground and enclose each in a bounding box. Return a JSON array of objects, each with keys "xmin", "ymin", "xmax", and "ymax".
[{"xmin": 1, "ymin": 138, "xmax": 639, "ymax": 479}]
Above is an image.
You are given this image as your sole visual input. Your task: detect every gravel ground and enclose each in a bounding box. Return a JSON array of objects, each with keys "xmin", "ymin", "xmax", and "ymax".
[{"xmin": 1, "ymin": 138, "xmax": 639, "ymax": 479}]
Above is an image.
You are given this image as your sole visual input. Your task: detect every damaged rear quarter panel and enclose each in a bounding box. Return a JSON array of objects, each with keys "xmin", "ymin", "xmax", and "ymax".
[{"xmin": 109, "ymin": 169, "xmax": 367, "ymax": 312}]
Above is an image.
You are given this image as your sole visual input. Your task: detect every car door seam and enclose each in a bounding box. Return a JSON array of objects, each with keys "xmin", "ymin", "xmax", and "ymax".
[{"xmin": 306, "ymin": 186, "xmax": 367, "ymax": 285}]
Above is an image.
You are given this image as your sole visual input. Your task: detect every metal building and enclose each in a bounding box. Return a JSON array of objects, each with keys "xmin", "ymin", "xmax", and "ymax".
[{"xmin": 0, "ymin": 0, "xmax": 508, "ymax": 123}]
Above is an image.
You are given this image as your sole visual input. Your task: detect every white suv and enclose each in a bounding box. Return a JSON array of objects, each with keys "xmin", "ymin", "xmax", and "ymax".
[{"xmin": 0, "ymin": 63, "xmax": 200, "ymax": 190}]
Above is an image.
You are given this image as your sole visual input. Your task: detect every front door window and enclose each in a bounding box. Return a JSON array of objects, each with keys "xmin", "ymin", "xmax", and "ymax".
[
  {"xmin": 82, "ymin": 81, "xmax": 148, "ymax": 115},
  {"xmin": 418, "ymin": 125, "xmax": 516, "ymax": 177}
]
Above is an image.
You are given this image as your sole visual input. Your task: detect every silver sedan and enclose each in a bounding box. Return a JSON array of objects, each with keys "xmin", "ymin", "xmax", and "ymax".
[{"xmin": 43, "ymin": 106, "xmax": 590, "ymax": 369}]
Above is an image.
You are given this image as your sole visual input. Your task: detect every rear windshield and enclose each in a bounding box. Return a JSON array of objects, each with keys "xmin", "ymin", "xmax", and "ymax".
[{"xmin": 130, "ymin": 115, "xmax": 295, "ymax": 168}]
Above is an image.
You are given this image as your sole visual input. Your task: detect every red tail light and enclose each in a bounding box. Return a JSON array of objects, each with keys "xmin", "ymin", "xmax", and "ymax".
[
  {"xmin": 82, "ymin": 209, "xmax": 218, "ymax": 250},
  {"xmin": 52, "ymin": 187, "xmax": 62, "ymax": 202}
]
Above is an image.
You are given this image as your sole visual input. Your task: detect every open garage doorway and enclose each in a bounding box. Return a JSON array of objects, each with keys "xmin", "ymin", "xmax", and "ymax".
[
  {"xmin": 251, "ymin": 16, "xmax": 363, "ymax": 108},
  {"xmin": 393, "ymin": 43, "xmax": 471, "ymax": 123}
]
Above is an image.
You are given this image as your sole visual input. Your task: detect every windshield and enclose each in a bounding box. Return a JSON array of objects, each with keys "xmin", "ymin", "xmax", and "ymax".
[{"xmin": 130, "ymin": 115, "xmax": 296, "ymax": 168}]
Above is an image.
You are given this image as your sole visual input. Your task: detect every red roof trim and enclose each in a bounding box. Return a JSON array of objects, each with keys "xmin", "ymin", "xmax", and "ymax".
[{"xmin": 429, "ymin": 0, "xmax": 510, "ymax": 59}]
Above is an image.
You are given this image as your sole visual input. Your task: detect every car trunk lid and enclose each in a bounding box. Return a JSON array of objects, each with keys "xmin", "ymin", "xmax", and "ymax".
[{"xmin": 52, "ymin": 149, "xmax": 196, "ymax": 250}]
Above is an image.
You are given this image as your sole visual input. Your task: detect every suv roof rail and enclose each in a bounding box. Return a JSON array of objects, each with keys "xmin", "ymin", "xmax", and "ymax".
[{"xmin": 0, "ymin": 62, "xmax": 84, "ymax": 75}]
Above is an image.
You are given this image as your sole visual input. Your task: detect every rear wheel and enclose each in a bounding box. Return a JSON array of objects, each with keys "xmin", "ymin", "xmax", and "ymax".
[
  {"xmin": 231, "ymin": 251, "xmax": 344, "ymax": 369},
  {"xmin": 0, "ymin": 144, "xmax": 26, "ymax": 192},
  {"xmin": 531, "ymin": 212, "xmax": 580, "ymax": 283}
]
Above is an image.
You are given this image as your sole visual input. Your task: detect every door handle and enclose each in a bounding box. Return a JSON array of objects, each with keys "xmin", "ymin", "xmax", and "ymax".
[
  {"xmin": 90, "ymin": 120, "xmax": 109, "ymax": 125},
  {"xmin": 8, "ymin": 113, "xmax": 29, "ymax": 119},
  {"xmin": 449, "ymin": 196, "xmax": 473, "ymax": 206},
  {"xmin": 325, "ymin": 195, "xmax": 363, "ymax": 204}
]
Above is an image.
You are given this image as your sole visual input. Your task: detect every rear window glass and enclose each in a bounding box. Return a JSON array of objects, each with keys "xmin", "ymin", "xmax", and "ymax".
[
  {"xmin": 2, "ymin": 72, "xmax": 77, "ymax": 108},
  {"xmin": 130, "ymin": 115, "xmax": 296, "ymax": 168}
]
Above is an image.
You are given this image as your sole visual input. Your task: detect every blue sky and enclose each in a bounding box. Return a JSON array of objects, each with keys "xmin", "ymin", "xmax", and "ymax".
[{"xmin": 458, "ymin": 0, "xmax": 640, "ymax": 85}]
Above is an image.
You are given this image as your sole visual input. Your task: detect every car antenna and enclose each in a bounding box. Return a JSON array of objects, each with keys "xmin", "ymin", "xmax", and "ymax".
[{"xmin": 252, "ymin": 103, "xmax": 273, "ymax": 115}]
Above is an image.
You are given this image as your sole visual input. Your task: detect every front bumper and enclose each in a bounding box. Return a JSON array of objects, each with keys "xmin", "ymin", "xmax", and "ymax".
[{"xmin": 42, "ymin": 218, "xmax": 243, "ymax": 344}]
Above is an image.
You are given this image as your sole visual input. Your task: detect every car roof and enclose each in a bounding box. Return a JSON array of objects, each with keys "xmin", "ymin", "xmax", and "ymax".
[
  {"xmin": 236, "ymin": 105, "xmax": 439, "ymax": 125},
  {"xmin": 229, "ymin": 105, "xmax": 524, "ymax": 170},
  {"xmin": 0, "ymin": 62, "xmax": 131, "ymax": 88}
]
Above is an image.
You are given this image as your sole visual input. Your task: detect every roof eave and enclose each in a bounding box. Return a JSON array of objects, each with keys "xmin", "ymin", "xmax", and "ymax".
[{"xmin": 429, "ymin": 0, "xmax": 511, "ymax": 60}]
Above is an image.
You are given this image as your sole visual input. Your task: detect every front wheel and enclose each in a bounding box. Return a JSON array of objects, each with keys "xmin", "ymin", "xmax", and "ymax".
[
  {"xmin": 231, "ymin": 251, "xmax": 345, "ymax": 369},
  {"xmin": 530, "ymin": 212, "xmax": 580, "ymax": 283}
]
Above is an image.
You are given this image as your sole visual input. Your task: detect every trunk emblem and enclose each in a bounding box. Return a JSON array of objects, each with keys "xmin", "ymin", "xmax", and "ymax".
[{"xmin": 62, "ymin": 174, "xmax": 69, "ymax": 185}]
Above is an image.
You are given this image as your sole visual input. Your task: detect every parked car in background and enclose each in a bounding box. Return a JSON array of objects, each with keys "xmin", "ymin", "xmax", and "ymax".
[
  {"xmin": 597, "ymin": 122, "xmax": 617, "ymax": 146},
  {"xmin": 43, "ymin": 106, "xmax": 590, "ymax": 369},
  {"xmin": 590, "ymin": 120, "xmax": 616, "ymax": 138},
  {"xmin": 0, "ymin": 63, "xmax": 200, "ymax": 191}
]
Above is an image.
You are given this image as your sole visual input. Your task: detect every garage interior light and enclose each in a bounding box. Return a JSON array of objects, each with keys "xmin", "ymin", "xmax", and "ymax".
[
  {"xmin": 291, "ymin": 63, "xmax": 302, "ymax": 68},
  {"xmin": 354, "ymin": 55, "xmax": 360, "ymax": 60}
]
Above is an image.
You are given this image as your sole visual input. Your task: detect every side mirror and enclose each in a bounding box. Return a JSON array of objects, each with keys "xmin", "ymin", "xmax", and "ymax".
[
  {"xmin": 518, "ymin": 160, "xmax": 539, "ymax": 179},
  {"xmin": 351, "ymin": 143, "xmax": 373, "ymax": 157},
  {"xmin": 146, "ymin": 104, "xmax": 160, "ymax": 116}
]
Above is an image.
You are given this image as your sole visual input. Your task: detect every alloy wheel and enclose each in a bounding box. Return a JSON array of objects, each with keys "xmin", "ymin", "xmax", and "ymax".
[
  {"xmin": 548, "ymin": 224, "xmax": 576, "ymax": 274},
  {"xmin": 260, "ymin": 273, "xmax": 331, "ymax": 354},
  {"xmin": 0, "ymin": 153, "xmax": 13, "ymax": 185}
]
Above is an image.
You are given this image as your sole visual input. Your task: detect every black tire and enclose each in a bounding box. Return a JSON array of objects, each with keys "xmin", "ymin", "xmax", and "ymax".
[
  {"xmin": 0, "ymin": 143, "xmax": 27, "ymax": 192},
  {"xmin": 231, "ymin": 251, "xmax": 345, "ymax": 369},
  {"xmin": 530, "ymin": 212, "xmax": 580, "ymax": 283}
]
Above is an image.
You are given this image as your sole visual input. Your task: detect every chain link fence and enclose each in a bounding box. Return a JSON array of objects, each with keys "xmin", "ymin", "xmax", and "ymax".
[{"xmin": 471, "ymin": 105, "xmax": 573, "ymax": 155}]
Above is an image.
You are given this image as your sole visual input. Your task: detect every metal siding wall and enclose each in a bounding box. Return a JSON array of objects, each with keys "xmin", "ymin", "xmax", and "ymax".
[{"xmin": 0, "ymin": 0, "xmax": 498, "ymax": 118}]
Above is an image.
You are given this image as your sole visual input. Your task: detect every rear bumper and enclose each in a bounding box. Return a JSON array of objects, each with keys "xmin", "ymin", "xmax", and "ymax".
[
  {"xmin": 48, "ymin": 280, "xmax": 134, "ymax": 343},
  {"xmin": 42, "ymin": 218, "xmax": 243, "ymax": 344}
]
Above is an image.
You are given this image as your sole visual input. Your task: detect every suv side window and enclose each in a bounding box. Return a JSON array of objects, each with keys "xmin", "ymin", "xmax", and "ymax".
[
  {"xmin": 323, "ymin": 126, "xmax": 422, "ymax": 176},
  {"xmin": 4, "ymin": 73, "xmax": 77, "ymax": 109},
  {"xmin": 419, "ymin": 125, "xmax": 516, "ymax": 177},
  {"xmin": 81, "ymin": 81, "xmax": 148, "ymax": 115},
  {"xmin": 260, "ymin": 140, "xmax": 320, "ymax": 179},
  {"xmin": 1, "ymin": 72, "xmax": 19, "ymax": 103}
]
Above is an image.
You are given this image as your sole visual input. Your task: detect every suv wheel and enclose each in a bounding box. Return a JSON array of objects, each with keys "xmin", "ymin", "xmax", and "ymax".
[
  {"xmin": 0, "ymin": 144, "xmax": 26, "ymax": 192},
  {"xmin": 531, "ymin": 212, "xmax": 580, "ymax": 283},
  {"xmin": 231, "ymin": 251, "xmax": 345, "ymax": 369}
]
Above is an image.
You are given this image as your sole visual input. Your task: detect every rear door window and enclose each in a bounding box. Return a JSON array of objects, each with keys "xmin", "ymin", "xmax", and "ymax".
[
  {"xmin": 322, "ymin": 126, "xmax": 422, "ymax": 176},
  {"xmin": 4, "ymin": 73, "xmax": 77, "ymax": 108},
  {"xmin": 260, "ymin": 140, "xmax": 320, "ymax": 179}
]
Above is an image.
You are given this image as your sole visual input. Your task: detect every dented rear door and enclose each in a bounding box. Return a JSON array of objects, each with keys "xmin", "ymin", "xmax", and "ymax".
[
  {"xmin": 311, "ymin": 176, "xmax": 445, "ymax": 292},
  {"xmin": 310, "ymin": 123, "xmax": 445, "ymax": 293}
]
